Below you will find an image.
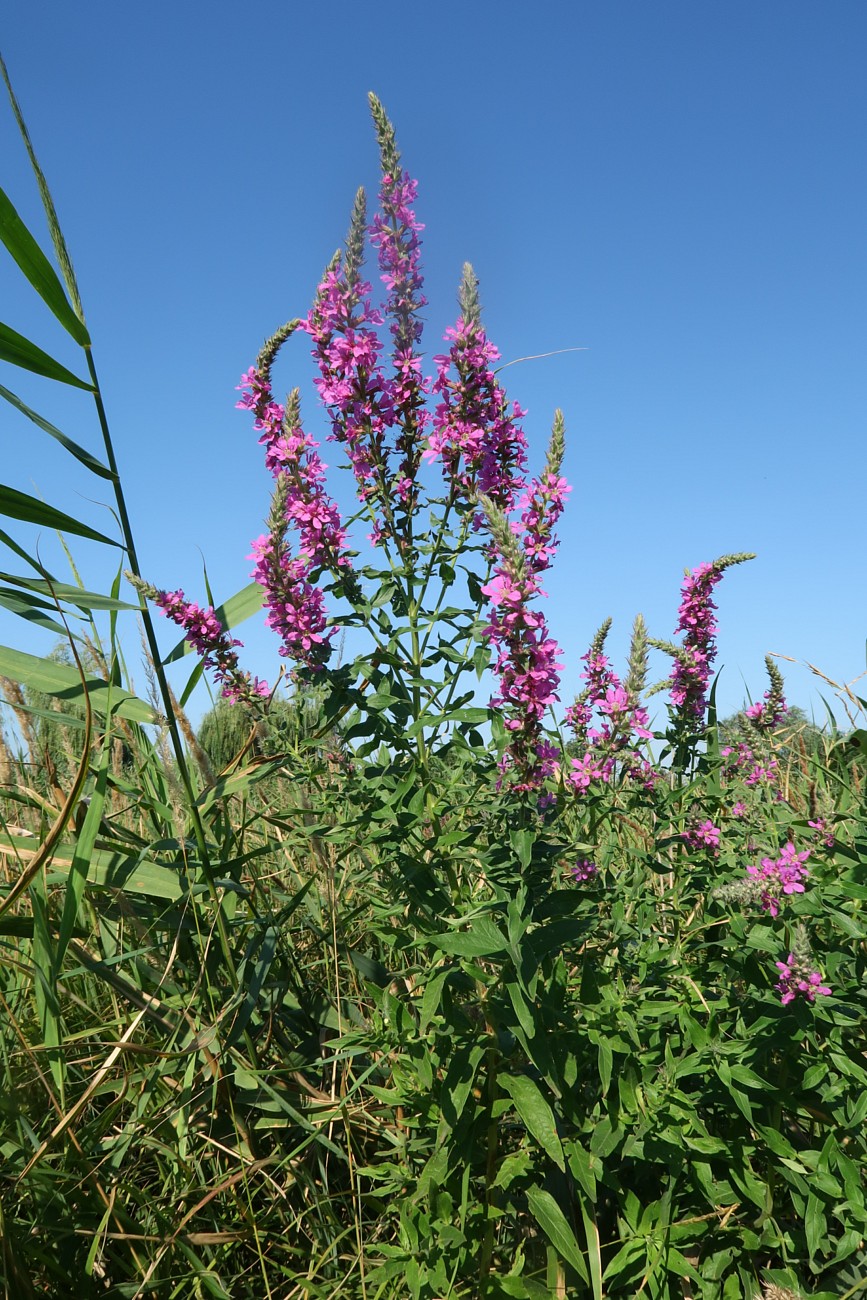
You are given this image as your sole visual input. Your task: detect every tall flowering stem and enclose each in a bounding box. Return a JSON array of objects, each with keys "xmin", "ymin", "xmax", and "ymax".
[
  {"xmin": 368, "ymin": 93, "xmax": 430, "ymax": 529},
  {"xmin": 302, "ymin": 209, "xmax": 395, "ymax": 537},
  {"xmin": 479, "ymin": 412, "xmax": 569, "ymax": 791},
  {"xmin": 128, "ymin": 575, "xmax": 270, "ymax": 713},
  {"xmin": 237, "ymin": 335, "xmax": 353, "ymax": 671},
  {"xmin": 650, "ymin": 552, "xmax": 754, "ymax": 768},
  {"xmin": 746, "ymin": 655, "xmax": 788, "ymax": 731},
  {"xmin": 425, "ymin": 265, "xmax": 528, "ymax": 518},
  {"xmin": 566, "ymin": 615, "xmax": 657, "ymax": 794}
]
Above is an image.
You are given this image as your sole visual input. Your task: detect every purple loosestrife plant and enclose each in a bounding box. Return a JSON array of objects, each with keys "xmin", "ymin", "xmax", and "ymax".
[
  {"xmin": 367, "ymin": 94, "xmax": 430, "ymax": 526},
  {"xmin": 650, "ymin": 552, "xmax": 754, "ymax": 770},
  {"xmin": 745, "ymin": 655, "xmax": 789, "ymax": 731},
  {"xmin": 566, "ymin": 615, "xmax": 658, "ymax": 793},
  {"xmin": 127, "ymin": 575, "xmax": 270, "ymax": 712},
  {"xmin": 425, "ymin": 265, "xmax": 528, "ymax": 518},
  {"xmin": 773, "ymin": 925, "xmax": 831, "ymax": 1006},
  {"xmin": 478, "ymin": 412, "xmax": 568, "ymax": 790}
]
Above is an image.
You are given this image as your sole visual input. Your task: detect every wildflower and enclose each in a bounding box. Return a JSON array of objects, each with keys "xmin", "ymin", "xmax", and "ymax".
[
  {"xmin": 571, "ymin": 859, "xmax": 598, "ymax": 884},
  {"xmin": 478, "ymin": 414, "xmax": 568, "ymax": 790},
  {"xmin": 683, "ymin": 820, "xmax": 721, "ymax": 852},
  {"xmin": 657, "ymin": 553, "xmax": 754, "ymax": 728},
  {"xmin": 129, "ymin": 576, "xmax": 269, "ymax": 712},
  {"xmin": 746, "ymin": 841, "xmax": 810, "ymax": 917},
  {"xmin": 425, "ymin": 265, "xmax": 528, "ymax": 515},
  {"xmin": 249, "ymin": 536, "xmax": 336, "ymax": 671},
  {"xmin": 808, "ymin": 818, "xmax": 835, "ymax": 849},
  {"xmin": 732, "ymin": 800, "xmax": 747, "ymax": 817},
  {"xmin": 746, "ymin": 656, "xmax": 788, "ymax": 731},
  {"xmin": 774, "ymin": 955, "xmax": 830, "ymax": 1006}
]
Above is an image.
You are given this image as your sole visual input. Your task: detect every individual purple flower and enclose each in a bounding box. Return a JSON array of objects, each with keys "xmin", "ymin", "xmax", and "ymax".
[
  {"xmin": 571, "ymin": 859, "xmax": 598, "ymax": 884},
  {"xmin": 732, "ymin": 800, "xmax": 748, "ymax": 818},
  {"xmin": 808, "ymin": 818, "xmax": 835, "ymax": 849},
  {"xmin": 568, "ymin": 750, "xmax": 606, "ymax": 792}
]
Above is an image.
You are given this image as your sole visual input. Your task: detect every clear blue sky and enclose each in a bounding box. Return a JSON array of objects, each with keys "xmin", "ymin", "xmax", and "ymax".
[{"xmin": 1, "ymin": 2, "xmax": 865, "ymax": 726}]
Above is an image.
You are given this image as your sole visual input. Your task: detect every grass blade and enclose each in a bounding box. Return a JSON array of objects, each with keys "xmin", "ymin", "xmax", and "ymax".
[
  {"xmin": 0, "ymin": 52, "xmax": 86, "ymax": 326},
  {"xmin": 0, "ymin": 185, "xmax": 90, "ymax": 345},
  {"xmin": 0, "ymin": 320, "xmax": 93, "ymax": 389},
  {"xmin": 0, "ymin": 483, "xmax": 119, "ymax": 546},
  {"xmin": 0, "ymin": 644, "xmax": 156, "ymax": 722},
  {"xmin": 0, "ymin": 383, "xmax": 110, "ymax": 477}
]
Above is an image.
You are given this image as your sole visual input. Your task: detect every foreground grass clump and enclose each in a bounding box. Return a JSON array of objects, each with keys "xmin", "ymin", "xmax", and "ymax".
[{"xmin": 0, "ymin": 67, "xmax": 865, "ymax": 1299}]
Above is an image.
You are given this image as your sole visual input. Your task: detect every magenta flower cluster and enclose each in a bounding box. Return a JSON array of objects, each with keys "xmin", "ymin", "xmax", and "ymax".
[
  {"xmin": 237, "ymin": 368, "xmax": 350, "ymax": 670},
  {"xmin": 237, "ymin": 369, "xmax": 350, "ymax": 570},
  {"xmin": 571, "ymin": 859, "xmax": 598, "ymax": 884},
  {"xmin": 683, "ymin": 819, "xmax": 721, "ymax": 853},
  {"xmin": 670, "ymin": 561, "xmax": 722, "ymax": 722},
  {"xmin": 774, "ymin": 953, "xmax": 831, "ymax": 1006},
  {"xmin": 155, "ymin": 588, "xmax": 269, "ymax": 708},
  {"xmin": 425, "ymin": 318, "xmax": 528, "ymax": 516},
  {"xmin": 722, "ymin": 742, "xmax": 781, "ymax": 791},
  {"xmin": 368, "ymin": 169, "xmax": 430, "ymax": 513},
  {"xmin": 302, "ymin": 267, "xmax": 393, "ymax": 514},
  {"xmin": 478, "ymin": 458, "xmax": 573, "ymax": 789},
  {"xmin": 745, "ymin": 690, "xmax": 788, "ymax": 730},
  {"xmin": 746, "ymin": 841, "xmax": 811, "ymax": 918},
  {"xmin": 566, "ymin": 651, "xmax": 656, "ymax": 793}
]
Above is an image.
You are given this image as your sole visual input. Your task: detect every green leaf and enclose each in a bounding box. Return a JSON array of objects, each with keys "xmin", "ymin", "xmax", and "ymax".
[
  {"xmin": 431, "ymin": 916, "xmax": 507, "ymax": 957},
  {"xmin": 499, "ymin": 1074, "xmax": 565, "ymax": 1171},
  {"xmin": 0, "ymin": 484, "xmax": 119, "ymax": 547},
  {"xmin": 0, "ymin": 644, "xmax": 155, "ymax": 722},
  {"xmin": 0, "ymin": 320, "xmax": 92, "ymax": 389},
  {"xmin": 0, "ymin": 186, "xmax": 90, "ymax": 345},
  {"xmin": 56, "ymin": 729, "xmax": 111, "ymax": 968},
  {"xmin": 805, "ymin": 1193, "xmax": 827, "ymax": 1260},
  {"xmin": 525, "ymin": 1185, "xmax": 588, "ymax": 1283},
  {"xmin": 0, "ymin": 571, "xmax": 135, "ymax": 611},
  {"xmin": 0, "ymin": 833, "xmax": 184, "ymax": 901},
  {"xmin": 197, "ymin": 756, "xmax": 288, "ymax": 811},
  {"xmin": 0, "ymin": 384, "xmax": 109, "ymax": 477},
  {"xmin": 163, "ymin": 581, "xmax": 264, "ymax": 662},
  {"xmin": 0, "ymin": 585, "xmax": 68, "ymax": 634}
]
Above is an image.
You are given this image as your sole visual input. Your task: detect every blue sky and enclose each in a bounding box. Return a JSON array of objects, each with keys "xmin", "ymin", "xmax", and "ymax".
[{"xmin": 1, "ymin": 2, "xmax": 865, "ymax": 727}]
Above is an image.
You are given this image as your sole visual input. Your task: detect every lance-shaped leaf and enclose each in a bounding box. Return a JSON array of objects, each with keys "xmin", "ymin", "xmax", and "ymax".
[
  {"xmin": 0, "ymin": 571, "xmax": 136, "ymax": 611},
  {"xmin": 525, "ymin": 1186, "xmax": 588, "ymax": 1283},
  {"xmin": 0, "ymin": 321, "xmax": 93, "ymax": 389},
  {"xmin": 0, "ymin": 384, "xmax": 110, "ymax": 478},
  {"xmin": 499, "ymin": 1074, "xmax": 566, "ymax": 1170},
  {"xmin": 0, "ymin": 186, "xmax": 90, "ymax": 346},
  {"xmin": 0, "ymin": 484, "xmax": 119, "ymax": 547},
  {"xmin": 0, "ymin": 645, "xmax": 155, "ymax": 722}
]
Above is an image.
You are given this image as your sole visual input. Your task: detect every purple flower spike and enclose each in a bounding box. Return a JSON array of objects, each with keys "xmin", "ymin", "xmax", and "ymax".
[{"xmin": 155, "ymin": 588, "xmax": 269, "ymax": 709}]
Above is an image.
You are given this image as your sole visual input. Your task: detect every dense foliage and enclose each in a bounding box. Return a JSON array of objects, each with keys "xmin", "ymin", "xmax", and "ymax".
[{"xmin": 0, "ymin": 70, "xmax": 865, "ymax": 1299}]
